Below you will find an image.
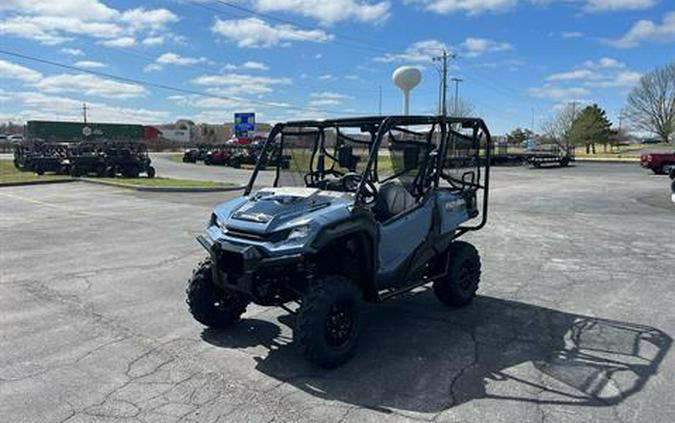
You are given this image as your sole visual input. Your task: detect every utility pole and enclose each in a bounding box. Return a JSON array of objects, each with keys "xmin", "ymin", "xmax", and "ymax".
[
  {"xmin": 570, "ymin": 101, "xmax": 579, "ymax": 118},
  {"xmin": 378, "ymin": 85, "xmax": 382, "ymax": 116},
  {"xmin": 433, "ymin": 49, "xmax": 456, "ymax": 116},
  {"xmin": 531, "ymin": 107, "xmax": 535, "ymax": 132},
  {"xmin": 82, "ymin": 102, "xmax": 88, "ymax": 124},
  {"xmin": 451, "ymin": 77, "xmax": 463, "ymax": 116}
]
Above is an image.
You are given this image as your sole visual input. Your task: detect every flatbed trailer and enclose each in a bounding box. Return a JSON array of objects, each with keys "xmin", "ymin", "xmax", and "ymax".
[{"xmin": 527, "ymin": 144, "xmax": 575, "ymax": 168}]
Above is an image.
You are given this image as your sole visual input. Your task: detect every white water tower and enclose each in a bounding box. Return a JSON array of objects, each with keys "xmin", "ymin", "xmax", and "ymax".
[{"xmin": 392, "ymin": 66, "xmax": 422, "ymax": 115}]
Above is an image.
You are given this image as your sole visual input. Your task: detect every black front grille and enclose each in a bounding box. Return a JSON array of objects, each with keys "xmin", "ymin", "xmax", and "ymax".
[
  {"xmin": 226, "ymin": 227, "xmax": 289, "ymax": 243},
  {"xmin": 218, "ymin": 249, "xmax": 244, "ymax": 275}
]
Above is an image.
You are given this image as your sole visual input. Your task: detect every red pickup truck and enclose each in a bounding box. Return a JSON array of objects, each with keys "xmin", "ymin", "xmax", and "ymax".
[{"xmin": 640, "ymin": 151, "xmax": 675, "ymax": 174}]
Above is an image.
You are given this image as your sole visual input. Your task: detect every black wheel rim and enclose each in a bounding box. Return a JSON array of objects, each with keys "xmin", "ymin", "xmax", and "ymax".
[
  {"xmin": 325, "ymin": 301, "xmax": 355, "ymax": 348},
  {"xmin": 212, "ymin": 288, "xmax": 236, "ymax": 311}
]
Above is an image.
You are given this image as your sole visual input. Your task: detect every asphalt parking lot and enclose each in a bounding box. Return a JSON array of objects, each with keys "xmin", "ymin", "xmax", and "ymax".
[{"xmin": 1, "ymin": 163, "xmax": 674, "ymax": 423}]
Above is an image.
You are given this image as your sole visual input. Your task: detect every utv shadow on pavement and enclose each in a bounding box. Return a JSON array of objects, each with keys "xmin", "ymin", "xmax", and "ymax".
[{"xmin": 202, "ymin": 293, "xmax": 671, "ymax": 414}]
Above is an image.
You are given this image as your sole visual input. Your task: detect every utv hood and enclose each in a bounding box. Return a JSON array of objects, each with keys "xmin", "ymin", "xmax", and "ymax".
[{"xmin": 217, "ymin": 187, "xmax": 353, "ymax": 235}]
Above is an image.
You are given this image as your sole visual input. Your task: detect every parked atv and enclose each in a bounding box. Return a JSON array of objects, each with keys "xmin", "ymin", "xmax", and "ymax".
[
  {"xmin": 183, "ymin": 149, "xmax": 199, "ymax": 163},
  {"xmin": 105, "ymin": 142, "xmax": 155, "ymax": 178},
  {"xmin": 204, "ymin": 148, "xmax": 232, "ymax": 166},
  {"xmin": 186, "ymin": 116, "xmax": 492, "ymax": 368},
  {"xmin": 66, "ymin": 142, "xmax": 107, "ymax": 177}
]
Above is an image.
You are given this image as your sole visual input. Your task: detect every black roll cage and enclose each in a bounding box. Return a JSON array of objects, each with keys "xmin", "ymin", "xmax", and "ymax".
[{"xmin": 244, "ymin": 115, "xmax": 492, "ymax": 233}]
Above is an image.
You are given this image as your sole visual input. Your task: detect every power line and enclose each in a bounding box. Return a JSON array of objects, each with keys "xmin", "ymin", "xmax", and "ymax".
[
  {"xmin": 0, "ymin": 49, "xmax": 367, "ymax": 116},
  {"xmin": 79, "ymin": 36, "xmax": 381, "ymax": 97}
]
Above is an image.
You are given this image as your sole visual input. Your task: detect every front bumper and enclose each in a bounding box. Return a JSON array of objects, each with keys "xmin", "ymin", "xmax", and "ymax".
[{"xmin": 196, "ymin": 234, "xmax": 303, "ymax": 296}]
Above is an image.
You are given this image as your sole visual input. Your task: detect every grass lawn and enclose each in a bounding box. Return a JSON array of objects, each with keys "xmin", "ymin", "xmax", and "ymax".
[
  {"xmin": 95, "ymin": 177, "xmax": 236, "ymax": 188},
  {"xmin": 0, "ymin": 160, "xmax": 72, "ymax": 185},
  {"xmin": 168, "ymin": 154, "xmax": 185, "ymax": 163}
]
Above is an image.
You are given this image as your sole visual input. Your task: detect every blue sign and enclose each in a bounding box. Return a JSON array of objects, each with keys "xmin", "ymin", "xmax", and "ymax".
[{"xmin": 234, "ymin": 113, "xmax": 255, "ymax": 137}]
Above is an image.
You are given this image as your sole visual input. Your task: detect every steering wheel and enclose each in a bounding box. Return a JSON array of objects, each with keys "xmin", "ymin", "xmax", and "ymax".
[
  {"xmin": 304, "ymin": 169, "xmax": 344, "ymax": 187},
  {"xmin": 343, "ymin": 173, "xmax": 377, "ymax": 204}
]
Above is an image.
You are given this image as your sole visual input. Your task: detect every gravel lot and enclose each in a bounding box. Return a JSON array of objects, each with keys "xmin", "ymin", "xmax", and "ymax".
[{"xmin": 1, "ymin": 162, "xmax": 673, "ymax": 423}]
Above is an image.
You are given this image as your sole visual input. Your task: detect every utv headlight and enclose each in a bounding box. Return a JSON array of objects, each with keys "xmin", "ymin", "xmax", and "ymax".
[
  {"xmin": 212, "ymin": 214, "xmax": 227, "ymax": 232},
  {"xmin": 287, "ymin": 225, "xmax": 310, "ymax": 241}
]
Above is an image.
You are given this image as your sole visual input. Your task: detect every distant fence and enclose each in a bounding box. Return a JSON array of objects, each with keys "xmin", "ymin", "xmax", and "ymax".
[{"xmin": 0, "ymin": 142, "xmax": 14, "ymax": 154}]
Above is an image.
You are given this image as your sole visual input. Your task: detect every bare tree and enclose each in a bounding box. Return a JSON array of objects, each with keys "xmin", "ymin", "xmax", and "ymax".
[
  {"xmin": 451, "ymin": 98, "xmax": 474, "ymax": 118},
  {"xmin": 624, "ymin": 62, "xmax": 675, "ymax": 144},
  {"xmin": 540, "ymin": 103, "xmax": 579, "ymax": 143}
]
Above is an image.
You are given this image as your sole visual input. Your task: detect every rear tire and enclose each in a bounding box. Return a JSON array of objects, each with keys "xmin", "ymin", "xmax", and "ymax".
[
  {"xmin": 433, "ymin": 241, "xmax": 481, "ymax": 307},
  {"xmin": 295, "ymin": 275, "xmax": 362, "ymax": 369},
  {"xmin": 123, "ymin": 166, "xmax": 140, "ymax": 178},
  {"xmin": 186, "ymin": 259, "xmax": 248, "ymax": 328},
  {"xmin": 146, "ymin": 166, "xmax": 156, "ymax": 178}
]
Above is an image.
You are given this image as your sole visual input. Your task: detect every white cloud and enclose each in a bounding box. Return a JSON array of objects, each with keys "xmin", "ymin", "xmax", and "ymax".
[
  {"xmin": 538, "ymin": 57, "xmax": 641, "ymax": 100},
  {"xmin": 310, "ymin": 91, "xmax": 352, "ymax": 100},
  {"xmin": 211, "ymin": 17, "xmax": 332, "ymax": 48},
  {"xmin": 405, "ymin": 0, "xmax": 656, "ymax": 15},
  {"xmin": 0, "ymin": 59, "xmax": 44, "ymax": 82},
  {"xmin": 318, "ymin": 74, "xmax": 336, "ymax": 80},
  {"xmin": 142, "ymin": 36, "xmax": 165, "ymax": 46},
  {"xmin": 34, "ymin": 74, "xmax": 147, "ymax": 99},
  {"xmin": 192, "ymin": 73, "xmax": 292, "ymax": 96},
  {"xmin": 528, "ymin": 85, "xmax": 590, "ymax": 101},
  {"xmin": 404, "ymin": 0, "xmax": 517, "ymax": 15},
  {"xmin": 375, "ymin": 39, "xmax": 448, "ymax": 63},
  {"xmin": 0, "ymin": 1, "xmax": 179, "ymax": 46},
  {"xmin": 308, "ymin": 91, "xmax": 352, "ymax": 107},
  {"xmin": 60, "ymin": 47, "xmax": 84, "ymax": 56},
  {"xmin": 3, "ymin": 91, "xmax": 169, "ymax": 124},
  {"xmin": 461, "ymin": 37, "xmax": 512, "ymax": 57},
  {"xmin": 74, "ymin": 60, "xmax": 107, "ymax": 68},
  {"xmin": 242, "ymin": 61, "xmax": 269, "ymax": 70},
  {"xmin": 309, "ymin": 99, "xmax": 342, "ymax": 107},
  {"xmin": 0, "ymin": 15, "xmax": 122, "ymax": 45},
  {"xmin": 156, "ymin": 52, "xmax": 207, "ymax": 66},
  {"xmin": 99, "ymin": 36, "xmax": 136, "ymax": 47},
  {"xmin": 587, "ymin": 71, "xmax": 642, "ymax": 88},
  {"xmin": 247, "ymin": 0, "xmax": 390, "ymax": 25},
  {"xmin": 119, "ymin": 8, "xmax": 179, "ymax": 32},
  {"xmin": 0, "ymin": 0, "xmax": 118, "ymax": 21},
  {"xmin": 561, "ymin": 31, "xmax": 584, "ymax": 39},
  {"xmin": 144, "ymin": 52, "xmax": 210, "ymax": 72},
  {"xmin": 583, "ymin": 0, "xmax": 655, "ymax": 12},
  {"xmin": 607, "ymin": 12, "xmax": 675, "ymax": 48},
  {"xmin": 546, "ymin": 69, "xmax": 601, "ymax": 82},
  {"xmin": 143, "ymin": 63, "xmax": 163, "ymax": 73}
]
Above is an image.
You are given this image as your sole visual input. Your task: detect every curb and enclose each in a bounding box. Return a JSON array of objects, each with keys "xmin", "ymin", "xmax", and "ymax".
[
  {"xmin": 0, "ymin": 178, "xmax": 76, "ymax": 187},
  {"xmin": 79, "ymin": 177, "xmax": 245, "ymax": 193},
  {"xmin": 575, "ymin": 157, "xmax": 639, "ymax": 163}
]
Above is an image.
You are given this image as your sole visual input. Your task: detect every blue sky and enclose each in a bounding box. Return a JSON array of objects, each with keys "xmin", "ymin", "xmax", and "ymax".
[{"xmin": 1, "ymin": 0, "xmax": 674, "ymax": 134}]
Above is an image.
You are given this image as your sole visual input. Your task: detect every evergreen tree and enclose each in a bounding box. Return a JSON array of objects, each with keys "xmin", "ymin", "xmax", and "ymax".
[{"xmin": 568, "ymin": 104, "xmax": 612, "ymax": 154}]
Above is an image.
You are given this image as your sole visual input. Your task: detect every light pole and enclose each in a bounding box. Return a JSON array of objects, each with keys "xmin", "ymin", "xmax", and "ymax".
[{"xmin": 451, "ymin": 77, "xmax": 463, "ymax": 116}]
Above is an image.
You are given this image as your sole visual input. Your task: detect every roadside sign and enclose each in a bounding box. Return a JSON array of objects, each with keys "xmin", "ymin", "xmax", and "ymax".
[{"xmin": 234, "ymin": 113, "xmax": 255, "ymax": 138}]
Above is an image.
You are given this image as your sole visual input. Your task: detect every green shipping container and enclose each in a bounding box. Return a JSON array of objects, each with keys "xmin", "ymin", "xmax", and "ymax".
[{"xmin": 27, "ymin": 120, "xmax": 144, "ymax": 142}]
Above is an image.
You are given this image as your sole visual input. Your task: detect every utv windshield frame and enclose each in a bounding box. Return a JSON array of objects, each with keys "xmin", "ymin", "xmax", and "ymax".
[{"xmin": 245, "ymin": 115, "xmax": 492, "ymax": 233}]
